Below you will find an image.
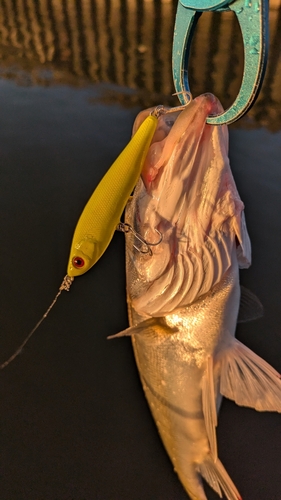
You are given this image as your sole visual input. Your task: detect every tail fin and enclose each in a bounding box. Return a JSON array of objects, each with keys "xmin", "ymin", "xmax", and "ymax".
[
  {"xmin": 218, "ymin": 337, "xmax": 281, "ymax": 412},
  {"xmin": 198, "ymin": 455, "xmax": 242, "ymax": 500}
]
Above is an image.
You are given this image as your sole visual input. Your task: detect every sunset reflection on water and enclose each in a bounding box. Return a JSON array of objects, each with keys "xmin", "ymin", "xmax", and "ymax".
[{"xmin": 0, "ymin": 0, "xmax": 280, "ymax": 129}]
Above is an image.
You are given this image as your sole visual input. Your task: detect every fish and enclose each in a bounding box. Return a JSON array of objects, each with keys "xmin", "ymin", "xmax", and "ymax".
[{"xmin": 111, "ymin": 94, "xmax": 281, "ymax": 500}]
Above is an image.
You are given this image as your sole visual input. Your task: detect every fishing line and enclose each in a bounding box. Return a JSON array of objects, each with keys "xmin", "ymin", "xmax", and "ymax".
[
  {"xmin": 0, "ymin": 275, "xmax": 73, "ymax": 370},
  {"xmin": 0, "ymin": 101, "xmax": 191, "ymax": 371}
]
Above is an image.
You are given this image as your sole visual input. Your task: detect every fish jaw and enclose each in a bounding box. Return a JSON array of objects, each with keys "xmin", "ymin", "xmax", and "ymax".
[{"xmin": 140, "ymin": 94, "xmax": 223, "ymax": 194}]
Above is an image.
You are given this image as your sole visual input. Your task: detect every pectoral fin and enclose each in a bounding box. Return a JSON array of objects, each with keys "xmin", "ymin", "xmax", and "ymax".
[
  {"xmin": 107, "ymin": 317, "xmax": 178, "ymax": 339},
  {"xmin": 237, "ymin": 286, "xmax": 263, "ymax": 323},
  {"xmin": 218, "ymin": 337, "xmax": 281, "ymax": 412}
]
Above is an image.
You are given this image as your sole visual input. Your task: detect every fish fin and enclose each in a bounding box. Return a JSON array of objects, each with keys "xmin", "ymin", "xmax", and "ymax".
[
  {"xmin": 219, "ymin": 338, "xmax": 281, "ymax": 412},
  {"xmin": 202, "ymin": 356, "xmax": 218, "ymax": 460},
  {"xmin": 107, "ymin": 317, "xmax": 178, "ymax": 339},
  {"xmin": 198, "ymin": 455, "xmax": 242, "ymax": 500},
  {"xmin": 236, "ymin": 211, "xmax": 251, "ymax": 269},
  {"xmin": 237, "ymin": 286, "xmax": 263, "ymax": 323}
]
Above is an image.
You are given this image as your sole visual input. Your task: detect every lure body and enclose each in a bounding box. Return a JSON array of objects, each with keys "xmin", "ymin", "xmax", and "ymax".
[
  {"xmin": 120, "ymin": 94, "xmax": 281, "ymax": 500},
  {"xmin": 67, "ymin": 114, "xmax": 157, "ymax": 277},
  {"xmin": 0, "ymin": 112, "xmax": 159, "ymax": 368}
]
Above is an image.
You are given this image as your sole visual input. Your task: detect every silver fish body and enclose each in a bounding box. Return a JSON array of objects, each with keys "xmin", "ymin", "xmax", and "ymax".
[
  {"xmin": 119, "ymin": 95, "xmax": 281, "ymax": 500},
  {"xmin": 130, "ymin": 265, "xmax": 239, "ymax": 500}
]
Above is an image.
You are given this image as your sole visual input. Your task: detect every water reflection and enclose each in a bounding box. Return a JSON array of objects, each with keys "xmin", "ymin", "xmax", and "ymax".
[{"xmin": 0, "ymin": 0, "xmax": 280, "ymax": 128}]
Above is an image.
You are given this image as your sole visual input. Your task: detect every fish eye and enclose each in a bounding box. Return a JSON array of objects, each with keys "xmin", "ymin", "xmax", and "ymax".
[{"xmin": 72, "ymin": 256, "xmax": 85, "ymax": 268}]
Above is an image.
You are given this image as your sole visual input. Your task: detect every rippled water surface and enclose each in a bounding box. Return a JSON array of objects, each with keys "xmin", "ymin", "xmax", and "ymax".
[{"xmin": 1, "ymin": 2, "xmax": 281, "ymax": 500}]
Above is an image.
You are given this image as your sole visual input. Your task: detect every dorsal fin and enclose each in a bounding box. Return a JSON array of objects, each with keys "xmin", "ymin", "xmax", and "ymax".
[{"xmin": 238, "ymin": 286, "xmax": 263, "ymax": 323}]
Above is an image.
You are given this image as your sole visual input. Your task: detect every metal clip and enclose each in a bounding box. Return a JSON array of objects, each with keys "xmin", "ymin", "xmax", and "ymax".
[
  {"xmin": 172, "ymin": 0, "xmax": 269, "ymax": 124},
  {"xmin": 117, "ymin": 222, "xmax": 162, "ymax": 256}
]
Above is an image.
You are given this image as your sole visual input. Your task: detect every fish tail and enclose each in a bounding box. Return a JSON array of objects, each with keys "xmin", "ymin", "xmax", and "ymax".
[
  {"xmin": 218, "ymin": 337, "xmax": 281, "ymax": 412},
  {"xmin": 198, "ymin": 455, "xmax": 242, "ymax": 500}
]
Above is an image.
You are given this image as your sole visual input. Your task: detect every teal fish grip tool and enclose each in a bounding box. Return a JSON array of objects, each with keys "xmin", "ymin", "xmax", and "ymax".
[{"xmin": 172, "ymin": 0, "xmax": 269, "ymax": 124}]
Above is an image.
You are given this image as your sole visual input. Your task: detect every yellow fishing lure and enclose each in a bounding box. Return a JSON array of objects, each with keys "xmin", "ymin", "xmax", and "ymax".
[
  {"xmin": 1, "ymin": 103, "xmax": 195, "ymax": 369},
  {"xmin": 67, "ymin": 114, "xmax": 158, "ymax": 277},
  {"xmin": 0, "ymin": 102, "xmax": 192, "ymax": 369},
  {"xmin": 0, "ymin": 113, "xmax": 157, "ymax": 369}
]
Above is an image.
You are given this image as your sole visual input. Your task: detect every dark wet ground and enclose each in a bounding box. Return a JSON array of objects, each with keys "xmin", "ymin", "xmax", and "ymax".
[{"xmin": 1, "ymin": 2, "xmax": 281, "ymax": 500}]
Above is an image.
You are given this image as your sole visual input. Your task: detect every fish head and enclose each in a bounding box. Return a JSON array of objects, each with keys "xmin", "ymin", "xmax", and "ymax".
[
  {"xmin": 67, "ymin": 236, "xmax": 99, "ymax": 277},
  {"xmin": 126, "ymin": 94, "xmax": 251, "ymax": 317}
]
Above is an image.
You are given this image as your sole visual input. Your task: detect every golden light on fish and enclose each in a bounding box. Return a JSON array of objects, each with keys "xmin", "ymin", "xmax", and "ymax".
[
  {"xmin": 165, "ymin": 313, "xmax": 182, "ymax": 328},
  {"xmin": 117, "ymin": 94, "xmax": 281, "ymax": 500}
]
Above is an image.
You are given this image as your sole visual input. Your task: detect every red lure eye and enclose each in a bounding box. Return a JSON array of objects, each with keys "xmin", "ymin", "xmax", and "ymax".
[{"xmin": 72, "ymin": 256, "xmax": 85, "ymax": 268}]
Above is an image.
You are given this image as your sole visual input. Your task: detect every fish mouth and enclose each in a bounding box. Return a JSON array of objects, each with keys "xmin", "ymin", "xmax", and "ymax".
[
  {"xmin": 140, "ymin": 93, "xmax": 223, "ymax": 192},
  {"xmin": 194, "ymin": 92, "xmax": 222, "ymax": 115}
]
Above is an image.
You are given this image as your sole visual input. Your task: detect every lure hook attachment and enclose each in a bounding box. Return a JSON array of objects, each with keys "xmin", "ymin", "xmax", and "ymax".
[
  {"xmin": 151, "ymin": 93, "xmax": 193, "ymax": 118},
  {"xmin": 172, "ymin": 0, "xmax": 269, "ymax": 124},
  {"xmin": 117, "ymin": 222, "xmax": 162, "ymax": 256}
]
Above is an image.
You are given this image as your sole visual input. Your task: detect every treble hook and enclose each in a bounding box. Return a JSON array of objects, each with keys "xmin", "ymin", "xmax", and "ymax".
[{"xmin": 117, "ymin": 222, "xmax": 162, "ymax": 256}]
